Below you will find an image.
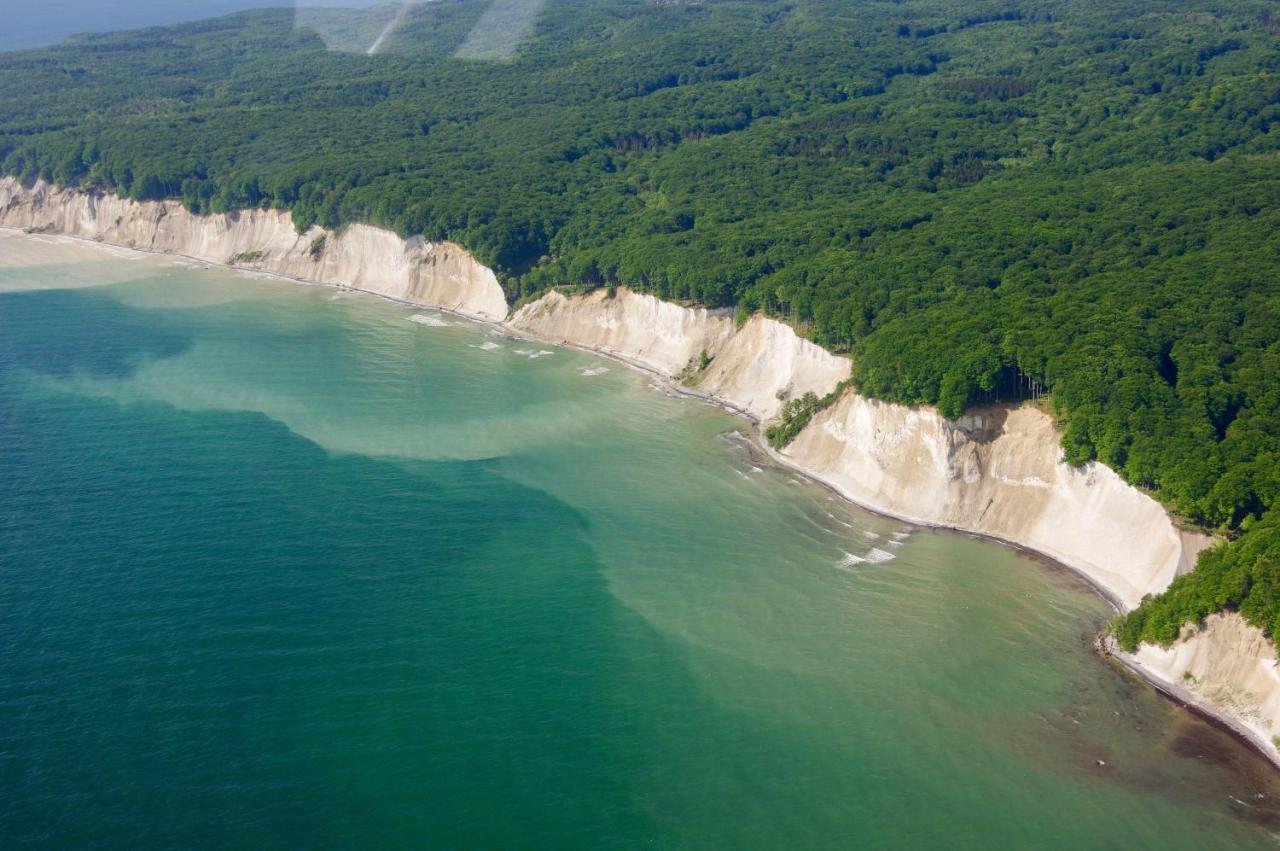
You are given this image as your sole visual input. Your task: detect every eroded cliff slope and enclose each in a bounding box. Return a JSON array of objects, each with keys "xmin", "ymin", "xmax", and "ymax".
[
  {"xmin": 1129, "ymin": 613, "xmax": 1280, "ymax": 755},
  {"xmin": 781, "ymin": 396, "xmax": 1212, "ymax": 610},
  {"xmin": 0, "ymin": 177, "xmax": 508, "ymax": 320},
  {"xmin": 508, "ymin": 288, "xmax": 849, "ymax": 421}
]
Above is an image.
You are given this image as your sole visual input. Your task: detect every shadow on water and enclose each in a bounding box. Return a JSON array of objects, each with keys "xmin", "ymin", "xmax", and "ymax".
[
  {"xmin": 1159, "ymin": 708, "xmax": 1280, "ymax": 828},
  {"xmin": 0, "ymin": 288, "xmax": 192, "ymax": 379},
  {"xmin": 1022, "ymin": 646, "xmax": 1280, "ymax": 832}
]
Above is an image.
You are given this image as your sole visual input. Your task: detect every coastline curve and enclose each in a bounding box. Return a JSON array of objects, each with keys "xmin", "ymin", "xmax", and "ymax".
[{"xmin": 3, "ymin": 175, "xmax": 1274, "ymax": 768}]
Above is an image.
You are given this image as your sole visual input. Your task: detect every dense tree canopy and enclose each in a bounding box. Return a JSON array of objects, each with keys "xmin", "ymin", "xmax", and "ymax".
[{"xmin": 1, "ymin": 0, "xmax": 1278, "ymax": 643}]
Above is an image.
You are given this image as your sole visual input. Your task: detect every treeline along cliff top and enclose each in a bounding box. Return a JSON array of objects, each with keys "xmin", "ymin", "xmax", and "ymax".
[{"xmin": 1, "ymin": 0, "xmax": 1278, "ymax": 644}]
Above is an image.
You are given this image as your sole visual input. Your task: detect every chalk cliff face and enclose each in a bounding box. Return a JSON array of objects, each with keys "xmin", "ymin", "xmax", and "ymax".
[
  {"xmin": 698, "ymin": 312, "xmax": 851, "ymax": 422},
  {"xmin": 496, "ymin": 260, "xmax": 1278, "ymax": 767},
  {"xmin": 1, "ymin": 175, "xmax": 1273, "ymax": 763},
  {"xmin": 0, "ymin": 177, "xmax": 508, "ymax": 320},
  {"xmin": 508, "ymin": 288, "xmax": 850, "ymax": 421},
  {"xmin": 1130, "ymin": 613, "xmax": 1280, "ymax": 756},
  {"xmin": 781, "ymin": 396, "xmax": 1212, "ymax": 610},
  {"xmin": 510, "ymin": 288, "xmax": 736, "ymax": 380}
]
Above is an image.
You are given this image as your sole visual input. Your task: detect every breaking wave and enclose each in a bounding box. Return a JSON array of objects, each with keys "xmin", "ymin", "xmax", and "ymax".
[{"xmin": 839, "ymin": 547, "xmax": 897, "ymax": 567}]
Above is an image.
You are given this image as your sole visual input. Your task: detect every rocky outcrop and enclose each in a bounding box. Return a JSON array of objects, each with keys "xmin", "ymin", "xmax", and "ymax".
[
  {"xmin": 508, "ymin": 288, "xmax": 849, "ymax": 421},
  {"xmin": 0, "ymin": 176, "xmax": 508, "ymax": 320}
]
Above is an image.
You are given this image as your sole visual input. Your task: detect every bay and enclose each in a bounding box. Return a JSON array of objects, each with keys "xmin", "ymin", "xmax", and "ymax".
[{"xmin": 2, "ymin": 232, "xmax": 1278, "ymax": 847}]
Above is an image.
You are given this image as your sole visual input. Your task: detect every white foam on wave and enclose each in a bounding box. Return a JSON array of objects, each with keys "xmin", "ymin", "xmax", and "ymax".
[
  {"xmin": 469, "ymin": 341, "xmax": 502, "ymax": 351},
  {"xmin": 863, "ymin": 530, "xmax": 880, "ymax": 540},
  {"xmin": 580, "ymin": 365, "xmax": 609, "ymax": 376},
  {"xmin": 409, "ymin": 313, "xmax": 451, "ymax": 327},
  {"xmin": 892, "ymin": 531, "xmax": 910, "ymax": 540},
  {"xmin": 647, "ymin": 379, "xmax": 679, "ymax": 397},
  {"xmin": 823, "ymin": 510, "xmax": 856, "ymax": 529},
  {"xmin": 839, "ymin": 547, "xmax": 896, "ymax": 568}
]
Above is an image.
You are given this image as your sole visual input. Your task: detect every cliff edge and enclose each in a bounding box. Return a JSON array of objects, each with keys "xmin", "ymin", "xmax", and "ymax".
[{"xmin": 0, "ymin": 176, "xmax": 509, "ymax": 321}]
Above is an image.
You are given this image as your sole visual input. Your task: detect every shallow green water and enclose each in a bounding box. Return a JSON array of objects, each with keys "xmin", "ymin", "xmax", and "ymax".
[{"xmin": 3, "ymin": 232, "xmax": 1280, "ymax": 848}]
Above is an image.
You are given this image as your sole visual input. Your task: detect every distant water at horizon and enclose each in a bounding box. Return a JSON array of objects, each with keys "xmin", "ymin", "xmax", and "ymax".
[
  {"xmin": 3, "ymin": 231, "xmax": 1280, "ymax": 847},
  {"xmin": 0, "ymin": 1, "xmax": 383, "ymax": 53}
]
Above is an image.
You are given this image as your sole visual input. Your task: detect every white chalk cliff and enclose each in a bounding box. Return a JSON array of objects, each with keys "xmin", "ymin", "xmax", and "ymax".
[
  {"xmin": 784, "ymin": 398, "xmax": 1213, "ymax": 610},
  {"xmin": 0, "ymin": 177, "xmax": 508, "ymax": 321},
  {"xmin": 1128, "ymin": 613, "xmax": 1280, "ymax": 756},
  {"xmin": 508, "ymin": 288, "xmax": 849, "ymax": 422},
  {"xmin": 2, "ymin": 175, "xmax": 1274, "ymax": 763}
]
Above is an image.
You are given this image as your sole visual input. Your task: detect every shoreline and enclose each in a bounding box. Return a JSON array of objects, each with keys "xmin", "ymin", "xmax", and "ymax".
[
  {"xmin": 4, "ymin": 223, "xmax": 1275, "ymax": 771},
  {"xmin": 1106, "ymin": 641, "xmax": 1280, "ymax": 771}
]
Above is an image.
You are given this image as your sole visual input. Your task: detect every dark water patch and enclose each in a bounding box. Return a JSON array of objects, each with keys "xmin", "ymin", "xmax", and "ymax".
[
  {"xmin": 0, "ymin": 388, "xmax": 684, "ymax": 846},
  {"xmin": 1163, "ymin": 718, "xmax": 1280, "ymax": 828},
  {"xmin": 1029, "ymin": 658, "xmax": 1280, "ymax": 833},
  {"xmin": 0, "ymin": 288, "xmax": 191, "ymax": 379}
]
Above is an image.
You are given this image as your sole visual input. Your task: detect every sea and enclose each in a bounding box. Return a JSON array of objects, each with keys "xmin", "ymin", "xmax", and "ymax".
[
  {"xmin": 0, "ymin": 1, "xmax": 382, "ymax": 53},
  {"xmin": 3, "ymin": 231, "xmax": 1280, "ymax": 847}
]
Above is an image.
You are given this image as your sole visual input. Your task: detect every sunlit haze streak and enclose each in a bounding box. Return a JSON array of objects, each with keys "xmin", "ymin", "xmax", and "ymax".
[{"xmin": 366, "ymin": 1, "xmax": 416, "ymax": 55}]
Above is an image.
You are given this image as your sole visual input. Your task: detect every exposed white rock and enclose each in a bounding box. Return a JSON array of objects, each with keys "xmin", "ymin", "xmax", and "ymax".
[
  {"xmin": 1130, "ymin": 613, "xmax": 1280, "ymax": 762},
  {"xmin": 782, "ymin": 396, "xmax": 1212, "ymax": 611},
  {"xmin": 509, "ymin": 288, "xmax": 735, "ymax": 380},
  {"xmin": 0, "ymin": 177, "xmax": 508, "ymax": 321},
  {"xmin": 508, "ymin": 288, "xmax": 849, "ymax": 421},
  {"xmin": 699, "ymin": 314, "xmax": 850, "ymax": 422}
]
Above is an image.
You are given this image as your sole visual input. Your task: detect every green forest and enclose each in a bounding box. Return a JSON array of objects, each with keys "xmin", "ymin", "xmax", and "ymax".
[{"xmin": 1, "ymin": 0, "xmax": 1278, "ymax": 646}]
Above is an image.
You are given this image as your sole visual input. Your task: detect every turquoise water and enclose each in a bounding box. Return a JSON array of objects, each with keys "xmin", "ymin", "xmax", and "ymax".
[{"xmin": 3, "ymin": 232, "xmax": 1280, "ymax": 848}]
